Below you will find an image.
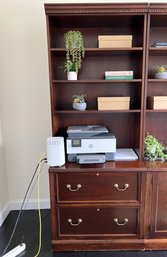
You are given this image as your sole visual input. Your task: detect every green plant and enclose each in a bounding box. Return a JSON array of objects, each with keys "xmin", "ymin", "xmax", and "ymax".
[
  {"xmin": 72, "ymin": 94, "xmax": 87, "ymax": 103},
  {"xmin": 153, "ymin": 64, "xmax": 167, "ymax": 73},
  {"xmin": 144, "ymin": 133, "xmax": 167, "ymax": 161},
  {"xmin": 64, "ymin": 60, "xmax": 76, "ymax": 72},
  {"xmin": 64, "ymin": 30, "xmax": 85, "ymax": 73}
]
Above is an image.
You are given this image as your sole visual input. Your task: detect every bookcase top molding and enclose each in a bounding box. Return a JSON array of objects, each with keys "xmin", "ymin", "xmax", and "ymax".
[
  {"xmin": 44, "ymin": 3, "xmax": 149, "ymax": 15},
  {"xmin": 44, "ymin": 3, "xmax": 167, "ymax": 16}
]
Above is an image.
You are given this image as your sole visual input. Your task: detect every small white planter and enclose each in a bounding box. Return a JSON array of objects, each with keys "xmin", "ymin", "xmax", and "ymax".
[
  {"xmin": 72, "ymin": 102, "xmax": 87, "ymax": 111},
  {"xmin": 67, "ymin": 71, "xmax": 77, "ymax": 80},
  {"xmin": 155, "ymin": 72, "xmax": 167, "ymax": 79}
]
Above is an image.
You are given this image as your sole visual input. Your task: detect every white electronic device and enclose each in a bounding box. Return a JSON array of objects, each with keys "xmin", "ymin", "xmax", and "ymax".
[
  {"xmin": 2, "ymin": 243, "xmax": 26, "ymax": 257},
  {"xmin": 47, "ymin": 137, "xmax": 65, "ymax": 167},
  {"xmin": 66, "ymin": 134, "xmax": 116, "ymax": 163},
  {"xmin": 66, "ymin": 133, "xmax": 116, "ymax": 155},
  {"xmin": 66, "ymin": 125, "xmax": 116, "ymax": 163}
]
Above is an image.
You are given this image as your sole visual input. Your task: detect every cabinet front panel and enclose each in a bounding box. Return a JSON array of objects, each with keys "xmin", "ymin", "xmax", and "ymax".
[
  {"xmin": 57, "ymin": 172, "xmax": 139, "ymax": 202},
  {"xmin": 151, "ymin": 172, "xmax": 167, "ymax": 237},
  {"xmin": 57, "ymin": 206, "xmax": 138, "ymax": 237}
]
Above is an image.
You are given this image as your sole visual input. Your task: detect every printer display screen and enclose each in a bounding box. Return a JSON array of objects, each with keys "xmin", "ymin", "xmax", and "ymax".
[{"xmin": 72, "ymin": 139, "xmax": 81, "ymax": 147}]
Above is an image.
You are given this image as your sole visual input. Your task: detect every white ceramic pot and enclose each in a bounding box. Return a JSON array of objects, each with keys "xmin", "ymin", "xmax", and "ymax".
[
  {"xmin": 72, "ymin": 102, "xmax": 87, "ymax": 111},
  {"xmin": 155, "ymin": 72, "xmax": 167, "ymax": 79},
  {"xmin": 67, "ymin": 71, "xmax": 77, "ymax": 80}
]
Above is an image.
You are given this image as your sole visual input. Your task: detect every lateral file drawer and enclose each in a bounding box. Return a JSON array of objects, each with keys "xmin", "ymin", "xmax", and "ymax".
[
  {"xmin": 58, "ymin": 207, "xmax": 138, "ymax": 237},
  {"xmin": 56, "ymin": 172, "xmax": 139, "ymax": 202}
]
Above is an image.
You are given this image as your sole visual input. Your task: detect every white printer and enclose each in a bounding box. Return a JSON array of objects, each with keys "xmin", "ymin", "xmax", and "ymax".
[{"xmin": 66, "ymin": 125, "xmax": 116, "ymax": 164}]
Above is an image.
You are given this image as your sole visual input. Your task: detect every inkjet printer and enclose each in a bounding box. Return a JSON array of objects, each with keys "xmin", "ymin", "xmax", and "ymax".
[{"xmin": 66, "ymin": 125, "xmax": 116, "ymax": 164}]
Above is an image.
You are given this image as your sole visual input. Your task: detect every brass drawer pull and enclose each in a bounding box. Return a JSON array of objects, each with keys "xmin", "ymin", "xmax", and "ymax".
[
  {"xmin": 114, "ymin": 183, "xmax": 129, "ymax": 191},
  {"xmin": 66, "ymin": 184, "xmax": 82, "ymax": 191},
  {"xmin": 67, "ymin": 218, "xmax": 82, "ymax": 226},
  {"xmin": 114, "ymin": 218, "xmax": 128, "ymax": 226}
]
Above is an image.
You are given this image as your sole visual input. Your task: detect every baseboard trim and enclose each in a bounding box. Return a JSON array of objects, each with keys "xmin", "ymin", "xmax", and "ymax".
[
  {"xmin": 0, "ymin": 202, "xmax": 10, "ymax": 227},
  {"xmin": 0, "ymin": 199, "xmax": 50, "ymax": 226},
  {"xmin": 10, "ymin": 198, "xmax": 50, "ymax": 210}
]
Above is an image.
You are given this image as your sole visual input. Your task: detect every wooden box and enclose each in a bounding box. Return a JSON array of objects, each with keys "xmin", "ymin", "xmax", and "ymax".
[
  {"xmin": 98, "ymin": 35, "xmax": 132, "ymax": 48},
  {"xmin": 97, "ymin": 97, "xmax": 130, "ymax": 110},
  {"xmin": 148, "ymin": 96, "xmax": 167, "ymax": 109}
]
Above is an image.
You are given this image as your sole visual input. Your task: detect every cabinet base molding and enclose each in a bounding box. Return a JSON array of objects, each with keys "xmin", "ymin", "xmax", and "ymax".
[
  {"xmin": 52, "ymin": 239, "xmax": 144, "ymax": 251},
  {"xmin": 144, "ymin": 239, "xmax": 167, "ymax": 250},
  {"xmin": 52, "ymin": 239, "xmax": 167, "ymax": 251}
]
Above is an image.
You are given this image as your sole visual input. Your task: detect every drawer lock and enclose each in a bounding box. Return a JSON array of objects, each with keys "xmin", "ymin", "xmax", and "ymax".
[
  {"xmin": 114, "ymin": 183, "xmax": 129, "ymax": 191},
  {"xmin": 114, "ymin": 218, "xmax": 128, "ymax": 226},
  {"xmin": 66, "ymin": 184, "xmax": 82, "ymax": 191},
  {"xmin": 67, "ymin": 218, "xmax": 83, "ymax": 226}
]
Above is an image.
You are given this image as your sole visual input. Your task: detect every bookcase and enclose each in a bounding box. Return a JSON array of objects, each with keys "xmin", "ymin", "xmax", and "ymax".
[
  {"xmin": 45, "ymin": 3, "xmax": 167, "ymax": 252},
  {"xmin": 145, "ymin": 4, "xmax": 167, "ymax": 147},
  {"xmin": 45, "ymin": 3, "xmax": 147, "ymax": 158}
]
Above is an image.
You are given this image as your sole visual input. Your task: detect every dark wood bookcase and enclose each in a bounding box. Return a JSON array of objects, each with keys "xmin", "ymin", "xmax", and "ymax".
[
  {"xmin": 145, "ymin": 5, "xmax": 167, "ymax": 147},
  {"xmin": 45, "ymin": 3, "xmax": 167, "ymax": 252}
]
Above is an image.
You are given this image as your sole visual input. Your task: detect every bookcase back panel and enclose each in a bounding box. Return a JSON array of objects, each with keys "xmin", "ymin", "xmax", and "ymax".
[
  {"xmin": 145, "ymin": 113, "xmax": 167, "ymax": 148},
  {"xmin": 53, "ymin": 112, "xmax": 141, "ymax": 149},
  {"xmin": 48, "ymin": 15, "xmax": 145, "ymax": 48},
  {"xmin": 53, "ymin": 83, "xmax": 142, "ymax": 110},
  {"xmin": 53, "ymin": 54, "xmax": 143, "ymax": 80}
]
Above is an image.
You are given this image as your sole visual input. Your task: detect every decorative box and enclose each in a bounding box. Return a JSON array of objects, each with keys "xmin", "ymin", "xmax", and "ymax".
[
  {"xmin": 97, "ymin": 97, "xmax": 130, "ymax": 110},
  {"xmin": 98, "ymin": 35, "xmax": 132, "ymax": 48},
  {"xmin": 148, "ymin": 96, "xmax": 167, "ymax": 109}
]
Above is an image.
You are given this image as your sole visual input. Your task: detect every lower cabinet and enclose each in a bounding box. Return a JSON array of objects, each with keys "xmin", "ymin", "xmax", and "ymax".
[
  {"xmin": 150, "ymin": 172, "xmax": 167, "ymax": 238},
  {"xmin": 49, "ymin": 165, "xmax": 167, "ymax": 251}
]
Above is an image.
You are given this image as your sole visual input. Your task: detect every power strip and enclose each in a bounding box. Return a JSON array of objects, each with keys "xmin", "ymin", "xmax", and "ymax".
[{"xmin": 2, "ymin": 243, "xmax": 26, "ymax": 257}]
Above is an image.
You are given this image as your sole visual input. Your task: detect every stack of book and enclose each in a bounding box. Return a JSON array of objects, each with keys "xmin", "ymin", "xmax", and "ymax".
[
  {"xmin": 105, "ymin": 71, "xmax": 133, "ymax": 80},
  {"xmin": 152, "ymin": 42, "xmax": 167, "ymax": 47}
]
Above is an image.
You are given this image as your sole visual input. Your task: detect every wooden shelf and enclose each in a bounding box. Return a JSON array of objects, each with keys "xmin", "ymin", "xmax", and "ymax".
[
  {"xmin": 54, "ymin": 109, "xmax": 141, "ymax": 114},
  {"xmin": 146, "ymin": 109, "xmax": 167, "ymax": 112},
  {"xmin": 149, "ymin": 47, "xmax": 167, "ymax": 56},
  {"xmin": 148, "ymin": 79, "xmax": 167, "ymax": 82},
  {"xmin": 50, "ymin": 47, "xmax": 143, "ymax": 52},
  {"xmin": 52, "ymin": 79, "xmax": 142, "ymax": 84}
]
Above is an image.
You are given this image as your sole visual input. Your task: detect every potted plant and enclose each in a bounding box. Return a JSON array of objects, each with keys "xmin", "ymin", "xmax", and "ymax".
[
  {"xmin": 72, "ymin": 94, "xmax": 87, "ymax": 110},
  {"xmin": 64, "ymin": 30, "xmax": 85, "ymax": 80},
  {"xmin": 153, "ymin": 64, "xmax": 167, "ymax": 79},
  {"xmin": 144, "ymin": 133, "xmax": 167, "ymax": 161}
]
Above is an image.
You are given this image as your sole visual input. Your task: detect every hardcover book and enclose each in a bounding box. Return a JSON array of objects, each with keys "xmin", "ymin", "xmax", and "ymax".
[
  {"xmin": 105, "ymin": 71, "xmax": 133, "ymax": 80},
  {"xmin": 105, "ymin": 71, "xmax": 133, "ymax": 76},
  {"xmin": 152, "ymin": 42, "xmax": 167, "ymax": 47},
  {"xmin": 105, "ymin": 75, "xmax": 133, "ymax": 80}
]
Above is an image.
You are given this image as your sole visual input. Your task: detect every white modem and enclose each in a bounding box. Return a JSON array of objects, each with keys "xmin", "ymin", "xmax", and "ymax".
[
  {"xmin": 2, "ymin": 243, "xmax": 26, "ymax": 257},
  {"xmin": 47, "ymin": 137, "xmax": 65, "ymax": 167}
]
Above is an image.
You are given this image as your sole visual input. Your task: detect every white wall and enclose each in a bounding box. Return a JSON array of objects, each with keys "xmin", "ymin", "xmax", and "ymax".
[
  {"xmin": 0, "ymin": 0, "xmax": 167, "ymax": 224},
  {"xmin": 0, "ymin": 0, "xmax": 52, "ymax": 213},
  {"xmin": 0, "ymin": 117, "xmax": 9, "ymax": 226}
]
